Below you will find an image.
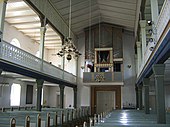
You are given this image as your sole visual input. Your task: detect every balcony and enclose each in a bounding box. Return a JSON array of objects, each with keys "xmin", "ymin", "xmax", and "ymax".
[
  {"xmin": 137, "ymin": 0, "xmax": 170, "ymax": 83},
  {"xmin": 83, "ymin": 72, "xmax": 123, "ymax": 83},
  {"xmin": 0, "ymin": 40, "xmax": 76, "ymax": 85}
]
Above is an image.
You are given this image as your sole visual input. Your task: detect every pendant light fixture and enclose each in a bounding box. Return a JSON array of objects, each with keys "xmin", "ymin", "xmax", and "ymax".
[
  {"xmin": 57, "ymin": 0, "xmax": 81, "ymax": 61},
  {"xmin": 86, "ymin": 0, "xmax": 94, "ymax": 70}
]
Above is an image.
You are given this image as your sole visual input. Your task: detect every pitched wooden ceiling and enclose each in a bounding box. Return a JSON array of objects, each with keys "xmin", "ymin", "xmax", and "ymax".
[
  {"xmin": 49, "ymin": 0, "xmax": 138, "ymax": 34},
  {"xmin": 5, "ymin": 0, "xmax": 140, "ymax": 50}
]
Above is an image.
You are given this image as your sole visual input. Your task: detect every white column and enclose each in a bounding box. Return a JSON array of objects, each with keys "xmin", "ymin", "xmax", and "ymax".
[
  {"xmin": 62, "ymin": 56, "xmax": 65, "ymax": 79},
  {"xmin": 140, "ymin": 20, "xmax": 146, "ymax": 62},
  {"xmin": 135, "ymin": 54, "xmax": 138, "ymax": 74},
  {"xmin": 39, "ymin": 17, "xmax": 47, "ymax": 60},
  {"xmin": 150, "ymin": 0, "xmax": 159, "ymax": 24},
  {"xmin": 0, "ymin": 0, "xmax": 7, "ymax": 38},
  {"xmin": 136, "ymin": 41, "xmax": 142, "ymax": 72},
  {"xmin": 150, "ymin": 0, "xmax": 159, "ymax": 44}
]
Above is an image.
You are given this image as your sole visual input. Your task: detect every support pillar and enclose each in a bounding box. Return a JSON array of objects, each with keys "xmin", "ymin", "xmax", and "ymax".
[
  {"xmin": 39, "ymin": 17, "xmax": 47, "ymax": 59},
  {"xmin": 139, "ymin": 20, "xmax": 146, "ymax": 62},
  {"xmin": 73, "ymin": 87, "xmax": 77, "ymax": 109},
  {"xmin": 150, "ymin": 0, "xmax": 159, "ymax": 44},
  {"xmin": 36, "ymin": 79, "xmax": 44, "ymax": 111},
  {"xmin": 138, "ymin": 85, "xmax": 143, "ymax": 110},
  {"xmin": 135, "ymin": 86, "xmax": 139, "ymax": 109},
  {"xmin": 136, "ymin": 42, "xmax": 142, "ymax": 72},
  {"xmin": 0, "ymin": 69, "xmax": 2, "ymax": 75},
  {"xmin": 152, "ymin": 64, "xmax": 166, "ymax": 124},
  {"xmin": 143, "ymin": 78, "xmax": 150, "ymax": 114},
  {"xmin": 59, "ymin": 85, "xmax": 65, "ymax": 108},
  {"xmin": 0, "ymin": 0, "xmax": 7, "ymax": 39},
  {"xmin": 150, "ymin": 0, "xmax": 159, "ymax": 24},
  {"xmin": 62, "ymin": 56, "xmax": 65, "ymax": 79}
]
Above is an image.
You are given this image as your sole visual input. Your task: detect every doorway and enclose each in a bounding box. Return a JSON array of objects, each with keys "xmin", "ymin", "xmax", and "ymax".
[
  {"xmin": 96, "ymin": 91, "xmax": 115, "ymax": 114},
  {"xmin": 91, "ymin": 85, "xmax": 121, "ymax": 115}
]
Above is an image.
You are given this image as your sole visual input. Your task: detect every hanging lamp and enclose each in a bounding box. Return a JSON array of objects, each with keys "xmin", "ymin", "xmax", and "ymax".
[{"xmin": 57, "ymin": 0, "xmax": 81, "ymax": 61}]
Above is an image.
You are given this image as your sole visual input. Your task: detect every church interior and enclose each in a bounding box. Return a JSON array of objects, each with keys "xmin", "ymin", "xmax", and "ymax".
[{"xmin": 0, "ymin": 0, "xmax": 170, "ymax": 126}]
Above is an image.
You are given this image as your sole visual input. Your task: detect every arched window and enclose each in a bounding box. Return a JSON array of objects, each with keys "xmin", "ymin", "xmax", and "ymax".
[
  {"xmin": 10, "ymin": 38, "xmax": 21, "ymax": 48},
  {"xmin": 10, "ymin": 83, "xmax": 21, "ymax": 106},
  {"xmin": 36, "ymin": 51, "xmax": 40, "ymax": 57}
]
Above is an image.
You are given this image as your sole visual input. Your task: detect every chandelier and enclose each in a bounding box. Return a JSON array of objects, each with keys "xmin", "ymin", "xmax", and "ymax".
[
  {"xmin": 57, "ymin": 37, "xmax": 81, "ymax": 60},
  {"xmin": 57, "ymin": 0, "xmax": 81, "ymax": 61}
]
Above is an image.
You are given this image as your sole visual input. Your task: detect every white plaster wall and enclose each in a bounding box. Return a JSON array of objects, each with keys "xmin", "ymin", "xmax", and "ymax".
[
  {"xmin": 64, "ymin": 87, "xmax": 73, "ymax": 108},
  {"xmin": 0, "ymin": 77, "xmax": 37, "ymax": 108},
  {"xmin": 78, "ymin": 84, "xmax": 90, "ymax": 107},
  {"xmin": 20, "ymin": 82, "xmax": 37, "ymax": 107},
  {"xmin": 3, "ymin": 22, "xmax": 48, "ymax": 61},
  {"xmin": 122, "ymin": 30, "xmax": 136, "ymax": 107},
  {"xmin": 48, "ymin": 86, "xmax": 60, "ymax": 107},
  {"xmin": 64, "ymin": 57, "xmax": 76, "ymax": 75},
  {"xmin": 77, "ymin": 33, "xmax": 90, "ymax": 107},
  {"xmin": 47, "ymin": 49, "xmax": 76, "ymax": 75},
  {"xmin": 47, "ymin": 49, "xmax": 63, "ymax": 68},
  {"xmin": 42, "ymin": 85, "xmax": 49, "ymax": 107}
]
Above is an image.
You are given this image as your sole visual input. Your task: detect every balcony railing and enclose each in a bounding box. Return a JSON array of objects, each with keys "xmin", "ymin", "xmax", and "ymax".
[
  {"xmin": 83, "ymin": 72, "xmax": 123, "ymax": 83},
  {"xmin": 137, "ymin": 0, "xmax": 170, "ymax": 77},
  {"xmin": 0, "ymin": 40, "xmax": 76, "ymax": 84}
]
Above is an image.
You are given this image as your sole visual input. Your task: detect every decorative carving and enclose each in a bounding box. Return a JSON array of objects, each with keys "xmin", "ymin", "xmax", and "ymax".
[{"xmin": 95, "ymin": 73, "xmax": 105, "ymax": 82}]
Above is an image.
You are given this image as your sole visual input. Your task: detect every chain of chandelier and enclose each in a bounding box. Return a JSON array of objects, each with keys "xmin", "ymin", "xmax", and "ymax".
[{"xmin": 57, "ymin": 0, "xmax": 81, "ymax": 60}]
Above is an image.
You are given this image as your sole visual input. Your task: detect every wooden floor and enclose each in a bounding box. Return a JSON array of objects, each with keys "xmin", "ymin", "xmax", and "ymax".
[{"xmin": 94, "ymin": 110, "xmax": 170, "ymax": 127}]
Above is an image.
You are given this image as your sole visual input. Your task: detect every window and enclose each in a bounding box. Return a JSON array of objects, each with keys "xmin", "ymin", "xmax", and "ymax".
[
  {"xmin": 114, "ymin": 63, "xmax": 121, "ymax": 72},
  {"xmin": 35, "ymin": 51, "xmax": 40, "ymax": 57},
  {"xmin": 10, "ymin": 38, "xmax": 20, "ymax": 48},
  {"xmin": 26, "ymin": 85, "xmax": 33, "ymax": 104},
  {"xmin": 10, "ymin": 83, "xmax": 21, "ymax": 106},
  {"xmin": 41, "ymin": 88, "xmax": 43, "ymax": 105}
]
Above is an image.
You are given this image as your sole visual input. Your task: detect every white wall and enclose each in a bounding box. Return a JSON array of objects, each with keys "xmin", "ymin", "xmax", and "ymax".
[
  {"xmin": 48, "ymin": 86, "xmax": 60, "ymax": 107},
  {"xmin": 64, "ymin": 87, "xmax": 74, "ymax": 108},
  {"xmin": 0, "ymin": 77, "xmax": 37, "ymax": 108},
  {"xmin": 77, "ymin": 33, "xmax": 91, "ymax": 107},
  {"xmin": 42, "ymin": 85, "xmax": 49, "ymax": 107},
  {"xmin": 47, "ymin": 49, "xmax": 77, "ymax": 75},
  {"xmin": 47, "ymin": 49, "xmax": 63, "ymax": 68},
  {"xmin": 122, "ymin": 30, "xmax": 136, "ymax": 107},
  {"xmin": 3, "ymin": 22, "xmax": 48, "ymax": 61}
]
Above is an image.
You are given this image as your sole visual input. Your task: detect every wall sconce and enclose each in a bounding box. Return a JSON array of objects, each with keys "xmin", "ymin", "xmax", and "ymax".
[
  {"xmin": 148, "ymin": 29, "xmax": 153, "ymax": 35},
  {"xmin": 149, "ymin": 38, "xmax": 154, "ymax": 42},
  {"xmin": 149, "ymin": 46, "xmax": 154, "ymax": 51},
  {"xmin": 127, "ymin": 64, "xmax": 131, "ymax": 68},
  {"xmin": 147, "ymin": 20, "xmax": 154, "ymax": 26},
  {"xmin": 81, "ymin": 66, "xmax": 85, "ymax": 70}
]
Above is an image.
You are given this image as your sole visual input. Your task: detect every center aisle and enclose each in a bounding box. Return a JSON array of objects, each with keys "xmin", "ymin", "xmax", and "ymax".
[{"xmin": 94, "ymin": 110, "xmax": 170, "ymax": 127}]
